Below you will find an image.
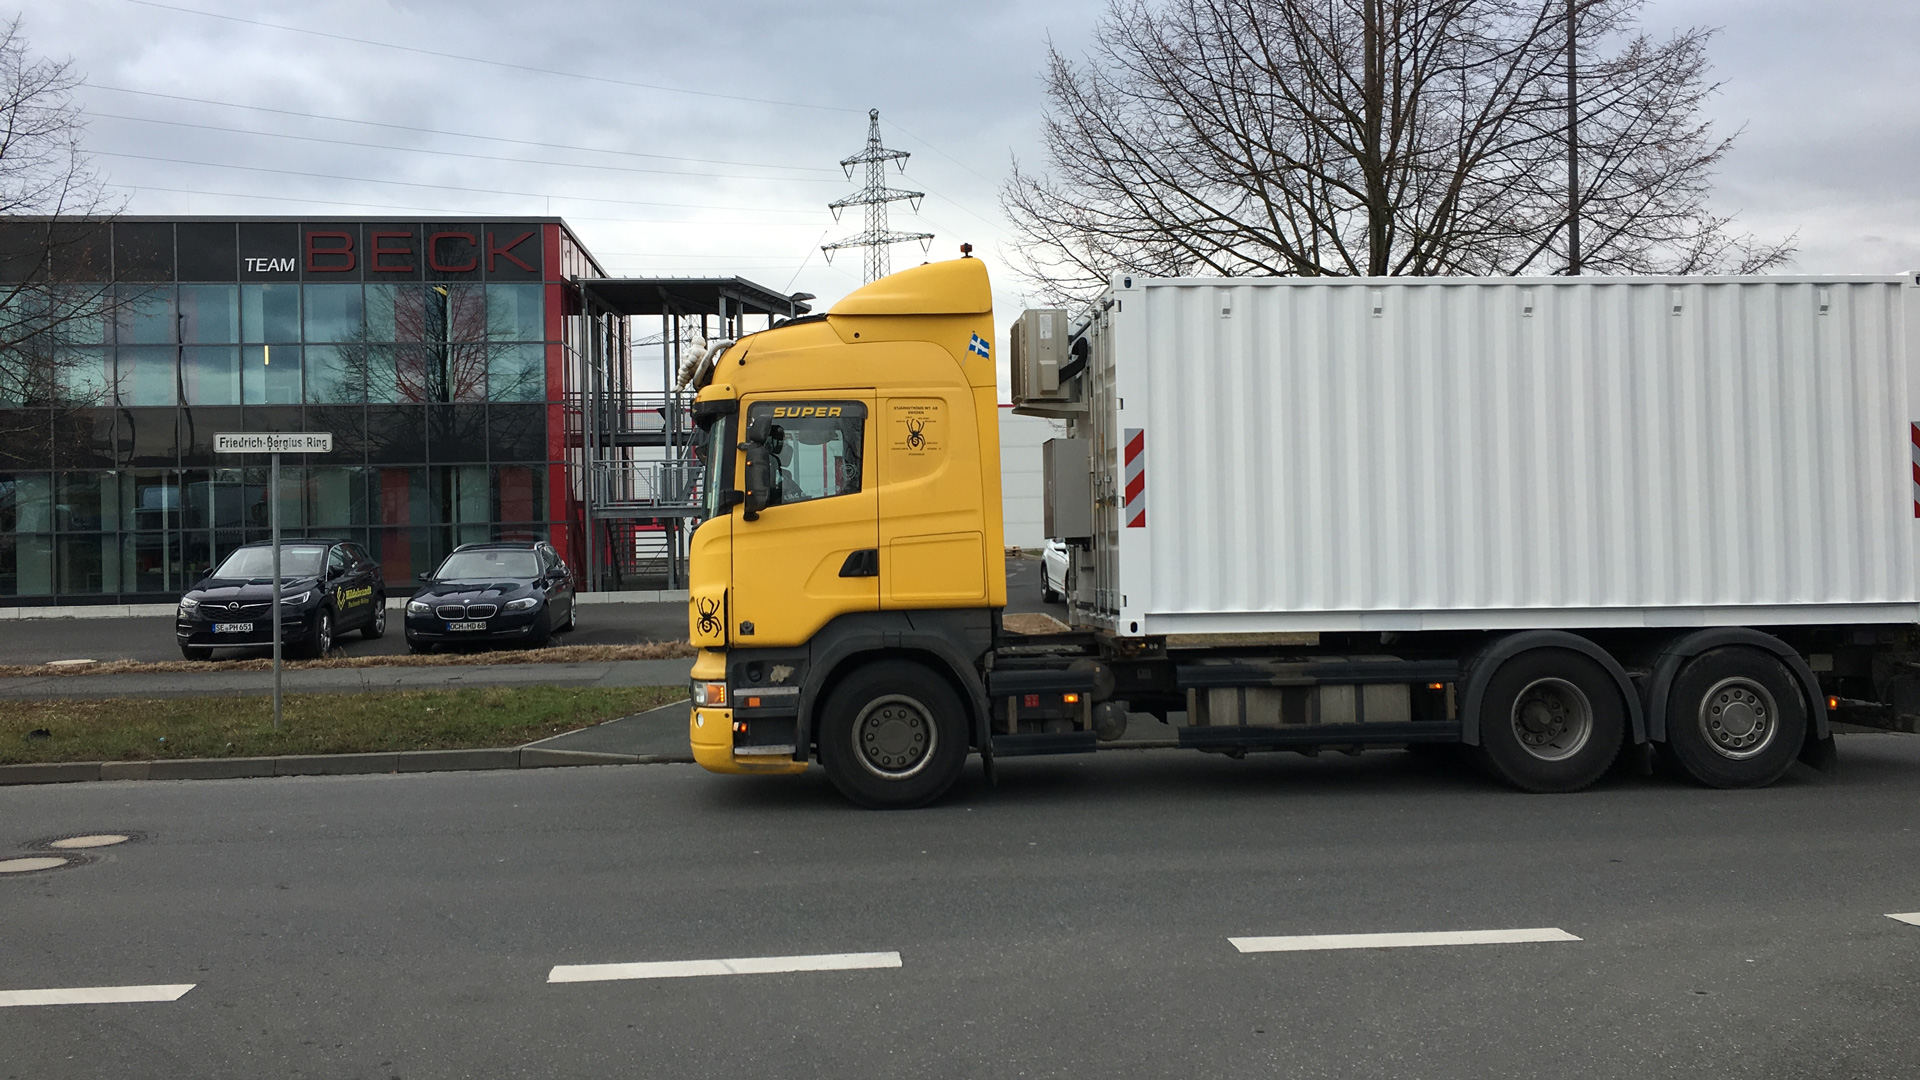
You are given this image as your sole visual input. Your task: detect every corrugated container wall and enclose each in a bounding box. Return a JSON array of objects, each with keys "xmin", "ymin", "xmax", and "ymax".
[{"xmin": 1079, "ymin": 276, "xmax": 1920, "ymax": 635}]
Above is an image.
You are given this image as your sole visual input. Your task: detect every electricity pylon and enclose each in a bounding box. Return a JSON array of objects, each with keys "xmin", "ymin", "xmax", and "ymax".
[{"xmin": 822, "ymin": 109, "xmax": 933, "ymax": 283}]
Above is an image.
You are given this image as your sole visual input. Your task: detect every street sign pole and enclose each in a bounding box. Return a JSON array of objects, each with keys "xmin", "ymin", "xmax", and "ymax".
[
  {"xmin": 214, "ymin": 433, "xmax": 334, "ymax": 733},
  {"xmin": 270, "ymin": 450, "xmax": 282, "ymax": 729}
]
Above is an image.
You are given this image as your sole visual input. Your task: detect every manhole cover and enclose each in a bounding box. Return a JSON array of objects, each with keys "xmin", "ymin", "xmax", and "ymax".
[
  {"xmin": 0, "ymin": 856, "xmax": 69, "ymax": 874},
  {"xmin": 49, "ymin": 834, "xmax": 129, "ymax": 850}
]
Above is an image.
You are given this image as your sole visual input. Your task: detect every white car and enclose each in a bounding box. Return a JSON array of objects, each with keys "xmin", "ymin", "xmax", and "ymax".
[{"xmin": 1040, "ymin": 538, "xmax": 1070, "ymax": 604}]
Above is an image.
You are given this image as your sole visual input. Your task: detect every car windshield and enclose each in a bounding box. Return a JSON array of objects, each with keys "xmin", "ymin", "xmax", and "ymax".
[
  {"xmin": 434, "ymin": 550, "xmax": 540, "ymax": 580},
  {"xmin": 212, "ymin": 545, "xmax": 327, "ymax": 580}
]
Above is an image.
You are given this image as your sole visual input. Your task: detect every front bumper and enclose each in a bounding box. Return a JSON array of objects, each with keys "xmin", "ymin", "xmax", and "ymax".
[
  {"xmin": 403, "ymin": 607, "xmax": 544, "ymax": 643},
  {"xmin": 688, "ymin": 648, "xmax": 807, "ymax": 775},
  {"xmin": 176, "ymin": 612, "xmax": 318, "ymax": 648}
]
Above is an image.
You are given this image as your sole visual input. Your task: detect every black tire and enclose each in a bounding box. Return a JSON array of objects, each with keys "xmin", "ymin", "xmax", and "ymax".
[
  {"xmin": 528, "ymin": 611, "xmax": 553, "ymax": 649},
  {"xmin": 818, "ymin": 660, "xmax": 970, "ymax": 809},
  {"xmin": 362, "ymin": 598, "xmax": 387, "ymax": 640},
  {"xmin": 1040, "ymin": 564, "xmax": 1060, "ymax": 604},
  {"xmin": 299, "ymin": 609, "xmax": 334, "ymax": 660},
  {"xmin": 1475, "ymin": 648, "xmax": 1627, "ymax": 793},
  {"xmin": 1663, "ymin": 646, "xmax": 1807, "ymax": 789},
  {"xmin": 557, "ymin": 600, "xmax": 577, "ymax": 634}
]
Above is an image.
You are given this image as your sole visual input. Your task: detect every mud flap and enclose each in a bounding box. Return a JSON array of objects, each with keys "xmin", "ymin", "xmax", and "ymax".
[{"xmin": 1798, "ymin": 733, "xmax": 1838, "ymax": 775}]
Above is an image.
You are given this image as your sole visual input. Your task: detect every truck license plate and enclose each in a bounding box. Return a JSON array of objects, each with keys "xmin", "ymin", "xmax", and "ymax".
[
  {"xmin": 447, "ymin": 621, "xmax": 487, "ymax": 631},
  {"xmin": 213, "ymin": 622, "xmax": 254, "ymax": 633}
]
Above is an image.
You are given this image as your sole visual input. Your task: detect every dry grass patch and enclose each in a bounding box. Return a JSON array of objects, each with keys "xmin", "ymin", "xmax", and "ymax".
[
  {"xmin": 0, "ymin": 641, "xmax": 696, "ymax": 680},
  {"xmin": 0, "ymin": 685, "xmax": 686, "ymax": 764}
]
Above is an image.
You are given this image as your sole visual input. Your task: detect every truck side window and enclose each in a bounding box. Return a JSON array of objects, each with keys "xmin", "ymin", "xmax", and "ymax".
[{"xmin": 747, "ymin": 400, "xmax": 866, "ymax": 509}]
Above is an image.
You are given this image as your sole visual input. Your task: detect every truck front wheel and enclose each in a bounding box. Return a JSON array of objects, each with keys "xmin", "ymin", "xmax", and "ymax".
[
  {"xmin": 1663, "ymin": 647, "xmax": 1806, "ymax": 789},
  {"xmin": 819, "ymin": 661, "xmax": 969, "ymax": 809},
  {"xmin": 1475, "ymin": 648, "xmax": 1625, "ymax": 793}
]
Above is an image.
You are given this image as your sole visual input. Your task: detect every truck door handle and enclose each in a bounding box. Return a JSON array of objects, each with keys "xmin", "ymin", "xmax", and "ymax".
[{"xmin": 839, "ymin": 549, "xmax": 879, "ymax": 578}]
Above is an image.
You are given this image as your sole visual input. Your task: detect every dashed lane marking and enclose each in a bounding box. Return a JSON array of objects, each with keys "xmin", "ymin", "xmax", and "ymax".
[
  {"xmin": 548, "ymin": 951, "xmax": 902, "ymax": 983},
  {"xmin": 0, "ymin": 984, "xmax": 195, "ymax": 1007},
  {"xmin": 1230, "ymin": 928, "xmax": 1581, "ymax": 953},
  {"xmin": 1887, "ymin": 913, "xmax": 1920, "ymax": 927}
]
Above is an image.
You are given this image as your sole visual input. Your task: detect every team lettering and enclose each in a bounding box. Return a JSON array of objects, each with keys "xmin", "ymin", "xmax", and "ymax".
[{"xmin": 772, "ymin": 406, "xmax": 844, "ymax": 418}]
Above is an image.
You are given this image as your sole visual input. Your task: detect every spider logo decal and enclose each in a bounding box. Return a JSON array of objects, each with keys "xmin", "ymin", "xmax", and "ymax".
[
  {"xmin": 905, "ymin": 417, "xmax": 926, "ymax": 450},
  {"xmin": 694, "ymin": 596, "xmax": 722, "ymax": 637}
]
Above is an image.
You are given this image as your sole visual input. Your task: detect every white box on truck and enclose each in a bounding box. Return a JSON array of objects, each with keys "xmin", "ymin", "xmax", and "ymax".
[{"xmin": 1058, "ymin": 275, "xmax": 1920, "ymax": 637}]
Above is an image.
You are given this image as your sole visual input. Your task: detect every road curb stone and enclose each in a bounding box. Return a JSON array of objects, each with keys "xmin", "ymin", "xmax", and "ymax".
[{"xmin": 0, "ymin": 746, "xmax": 694, "ymax": 786}]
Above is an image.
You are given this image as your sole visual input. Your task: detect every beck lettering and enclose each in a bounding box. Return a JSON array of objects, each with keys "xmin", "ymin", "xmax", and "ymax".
[
  {"xmin": 488, "ymin": 230, "xmax": 536, "ymax": 272},
  {"xmin": 428, "ymin": 232, "xmax": 479, "ymax": 273},
  {"xmin": 305, "ymin": 231, "xmax": 355, "ymax": 272}
]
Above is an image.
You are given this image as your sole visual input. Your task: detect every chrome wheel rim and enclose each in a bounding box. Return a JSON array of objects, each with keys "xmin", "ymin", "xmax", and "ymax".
[
  {"xmin": 372, "ymin": 605, "xmax": 386, "ymax": 634},
  {"xmin": 853, "ymin": 693, "xmax": 937, "ymax": 780},
  {"xmin": 1698, "ymin": 677, "xmax": 1777, "ymax": 759},
  {"xmin": 316, "ymin": 614, "xmax": 332, "ymax": 655},
  {"xmin": 1510, "ymin": 677, "xmax": 1593, "ymax": 762}
]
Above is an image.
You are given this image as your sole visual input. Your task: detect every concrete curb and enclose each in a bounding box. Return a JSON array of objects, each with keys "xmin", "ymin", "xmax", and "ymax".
[
  {"xmin": 0, "ymin": 590, "xmax": 690, "ymax": 621},
  {"xmin": 0, "ymin": 746, "xmax": 694, "ymax": 786}
]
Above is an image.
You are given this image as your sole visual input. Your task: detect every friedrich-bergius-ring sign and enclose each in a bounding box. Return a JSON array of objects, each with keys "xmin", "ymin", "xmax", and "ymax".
[{"xmin": 213, "ymin": 431, "xmax": 333, "ymax": 729}]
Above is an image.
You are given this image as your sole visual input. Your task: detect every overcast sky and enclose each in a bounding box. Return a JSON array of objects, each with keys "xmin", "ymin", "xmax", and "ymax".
[{"xmin": 15, "ymin": 0, "xmax": 1920, "ymax": 385}]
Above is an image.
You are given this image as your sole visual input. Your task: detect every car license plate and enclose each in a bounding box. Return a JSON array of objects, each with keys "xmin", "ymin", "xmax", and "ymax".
[
  {"xmin": 447, "ymin": 621, "xmax": 487, "ymax": 631},
  {"xmin": 212, "ymin": 622, "xmax": 255, "ymax": 633}
]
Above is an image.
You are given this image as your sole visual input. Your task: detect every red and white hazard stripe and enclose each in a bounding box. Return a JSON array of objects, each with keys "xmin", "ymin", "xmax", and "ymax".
[
  {"xmin": 1911, "ymin": 422, "xmax": 1919, "ymax": 518},
  {"xmin": 1123, "ymin": 428, "xmax": 1146, "ymax": 528}
]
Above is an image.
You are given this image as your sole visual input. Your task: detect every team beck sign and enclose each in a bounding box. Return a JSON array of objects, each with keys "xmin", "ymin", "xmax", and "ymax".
[{"xmin": 214, "ymin": 433, "xmax": 334, "ymax": 454}]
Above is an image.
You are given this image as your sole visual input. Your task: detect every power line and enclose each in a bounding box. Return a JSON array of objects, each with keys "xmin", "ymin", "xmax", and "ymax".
[
  {"xmin": 109, "ymin": 183, "xmax": 825, "ymax": 226},
  {"xmin": 122, "ymin": 0, "xmax": 858, "ymax": 115},
  {"xmin": 95, "ymin": 147, "xmax": 838, "ymax": 192},
  {"xmin": 82, "ymin": 84, "xmax": 830, "ymax": 173},
  {"xmin": 88, "ymin": 123, "xmax": 833, "ymax": 210}
]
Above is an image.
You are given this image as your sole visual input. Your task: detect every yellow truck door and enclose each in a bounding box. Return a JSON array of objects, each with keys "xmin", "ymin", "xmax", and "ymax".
[
  {"xmin": 877, "ymin": 389, "xmax": 990, "ymax": 608},
  {"xmin": 729, "ymin": 394, "xmax": 879, "ymax": 645}
]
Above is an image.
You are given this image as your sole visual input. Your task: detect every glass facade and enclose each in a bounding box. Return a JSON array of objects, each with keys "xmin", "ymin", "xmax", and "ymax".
[{"xmin": 0, "ymin": 218, "xmax": 591, "ymax": 603}]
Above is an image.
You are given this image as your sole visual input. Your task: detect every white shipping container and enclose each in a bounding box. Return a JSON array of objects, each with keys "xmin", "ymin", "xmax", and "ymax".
[{"xmin": 1058, "ymin": 275, "xmax": 1920, "ymax": 636}]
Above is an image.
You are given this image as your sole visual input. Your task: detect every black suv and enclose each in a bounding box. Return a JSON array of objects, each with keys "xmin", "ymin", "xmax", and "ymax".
[
  {"xmin": 404, "ymin": 540, "xmax": 576, "ymax": 652},
  {"xmin": 176, "ymin": 539, "xmax": 386, "ymax": 660}
]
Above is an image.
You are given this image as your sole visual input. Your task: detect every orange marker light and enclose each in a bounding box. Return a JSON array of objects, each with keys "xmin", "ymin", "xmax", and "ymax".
[
  {"xmin": 1427, "ymin": 682, "xmax": 1445, "ymax": 690},
  {"xmin": 1827, "ymin": 696, "xmax": 1839, "ymax": 711},
  {"xmin": 1063, "ymin": 693, "xmax": 1081, "ymax": 704}
]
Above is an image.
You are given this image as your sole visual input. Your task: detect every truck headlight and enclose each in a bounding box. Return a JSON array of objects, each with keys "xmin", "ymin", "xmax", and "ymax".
[
  {"xmin": 503, "ymin": 596, "xmax": 539, "ymax": 611},
  {"xmin": 406, "ymin": 599, "xmax": 431, "ymax": 616},
  {"xmin": 692, "ymin": 680, "xmax": 728, "ymax": 707}
]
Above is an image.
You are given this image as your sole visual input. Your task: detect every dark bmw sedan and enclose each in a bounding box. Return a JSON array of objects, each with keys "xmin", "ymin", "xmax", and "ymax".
[
  {"xmin": 176, "ymin": 539, "xmax": 386, "ymax": 660},
  {"xmin": 404, "ymin": 541, "xmax": 576, "ymax": 653}
]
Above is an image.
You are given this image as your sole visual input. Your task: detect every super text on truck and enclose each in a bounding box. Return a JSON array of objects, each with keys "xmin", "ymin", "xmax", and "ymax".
[{"xmin": 683, "ymin": 254, "xmax": 1920, "ymax": 809}]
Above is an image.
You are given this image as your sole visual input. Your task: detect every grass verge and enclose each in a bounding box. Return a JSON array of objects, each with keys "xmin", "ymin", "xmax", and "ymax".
[
  {"xmin": 0, "ymin": 641, "xmax": 697, "ymax": 680},
  {"xmin": 0, "ymin": 685, "xmax": 686, "ymax": 765}
]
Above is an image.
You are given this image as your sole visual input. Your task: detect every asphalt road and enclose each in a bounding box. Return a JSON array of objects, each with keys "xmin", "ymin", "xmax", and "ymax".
[
  {"xmin": 0, "ymin": 558, "xmax": 1061, "ymax": 666},
  {"xmin": 5, "ymin": 734, "xmax": 1919, "ymax": 1079}
]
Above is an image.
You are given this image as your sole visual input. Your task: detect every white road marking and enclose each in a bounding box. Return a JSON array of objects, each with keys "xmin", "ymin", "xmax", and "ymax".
[
  {"xmin": 0, "ymin": 984, "xmax": 194, "ymax": 1007},
  {"xmin": 548, "ymin": 951, "xmax": 902, "ymax": 984},
  {"xmin": 1230, "ymin": 928, "xmax": 1581, "ymax": 953},
  {"xmin": 1887, "ymin": 912, "xmax": 1920, "ymax": 927}
]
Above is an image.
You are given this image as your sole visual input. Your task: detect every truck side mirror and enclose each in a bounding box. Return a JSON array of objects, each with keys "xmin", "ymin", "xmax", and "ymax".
[{"xmin": 741, "ymin": 412, "xmax": 772, "ymax": 521}]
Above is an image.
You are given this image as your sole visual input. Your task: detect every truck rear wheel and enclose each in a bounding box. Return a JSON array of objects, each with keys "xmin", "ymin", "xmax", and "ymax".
[
  {"xmin": 1475, "ymin": 648, "xmax": 1625, "ymax": 793},
  {"xmin": 818, "ymin": 660, "xmax": 969, "ymax": 810},
  {"xmin": 1663, "ymin": 647, "xmax": 1806, "ymax": 789}
]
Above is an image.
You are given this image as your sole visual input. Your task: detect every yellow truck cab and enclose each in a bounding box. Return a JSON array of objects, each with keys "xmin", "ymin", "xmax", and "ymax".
[{"xmin": 684, "ymin": 255, "xmax": 1008, "ymax": 807}]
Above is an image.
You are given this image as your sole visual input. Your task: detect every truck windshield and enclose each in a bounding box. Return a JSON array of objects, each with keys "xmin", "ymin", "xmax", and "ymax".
[{"xmin": 695, "ymin": 409, "xmax": 735, "ymax": 522}]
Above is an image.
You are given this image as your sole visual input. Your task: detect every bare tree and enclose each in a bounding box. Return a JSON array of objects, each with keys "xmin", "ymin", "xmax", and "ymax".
[
  {"xmin": 0, "ymin": 15, "xmax": 119, "ymax": 458},
  {"xmin": 1003, "ymin": 0, "xmax": 1793, "ymax": 301}
]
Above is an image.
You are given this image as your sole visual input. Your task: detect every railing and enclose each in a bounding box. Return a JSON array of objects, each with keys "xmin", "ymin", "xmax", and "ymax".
[
  {"xmin": 590, "ymin": 459, "xmax": 704, "ymax": 511},
  {"xmin": 564, "ymin": 391, "xmax": 691, "ymax": 444}
]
